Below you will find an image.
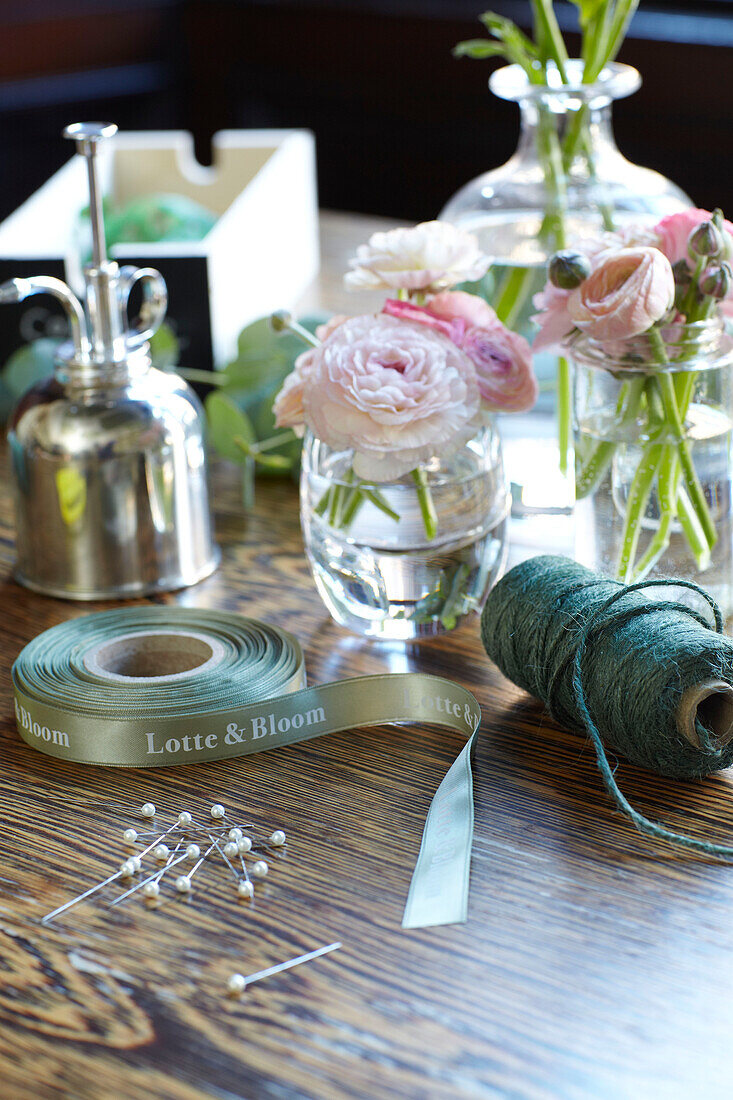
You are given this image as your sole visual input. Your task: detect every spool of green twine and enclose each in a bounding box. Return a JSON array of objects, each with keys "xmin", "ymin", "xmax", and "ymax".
[{"xmin": 481, "ymin": 555, "xmax": 733, "ymax": 857}]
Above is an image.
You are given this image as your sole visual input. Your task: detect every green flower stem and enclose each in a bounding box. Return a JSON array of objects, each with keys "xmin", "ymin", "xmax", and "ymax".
[
  {"xmin": 676, "ymin": 485, "xmax": 713, "ymax": 571},
  {"xmin": 411, "ymin": 468, "xmax": 438, "ymax": 541},
  {"xmin": 440, "ymin": 563, "xmax": 471, "ymax": 631},
  {"xmin": 557, "ymin": 356, "xmax": 572, "ymax": 475},
  {"xmin": 630, "ymin": 446, "xmax": 677, "ymax": 581},
  {"xmin": 340, "ymin": 488, "xmax": 365, "ymax": 529},
  {"xmin": 653, "ymin": 369, "xmax": 717, "ymax": 550},
  {"xmin": 575, "ymin": 376, "xmax": 646, "ymax": 499},
  {"xmin": 647, "ymin": 326, "xmax": 717, "ymax": 550},
  {"xmin": 616, "ymin": 441, "xmax": 664, "ymax": 582},
  {"xmin": 362, "ymin": 488, "xmax": 400, "ymax": 523},
  {"xmin": 493, "ymin": 265, "xmax": 537, "ymax": 328},
  {"xmin": 328, "ymin": 483, "xmax": 344, "ymax": 526},
  {"xmin": 314, "ymin": 486, "xmax": 332, "ymax": 517},
  {"xmin": 178, "ymin": 368, "xmax": 227, "ymax": 385}
]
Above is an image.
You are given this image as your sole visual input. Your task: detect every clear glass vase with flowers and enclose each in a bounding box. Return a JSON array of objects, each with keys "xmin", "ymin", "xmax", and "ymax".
[
  {"xmin": 273, "ymin": 221, "xmax": 538, "ymax": 639},
  {"xmin": 535, "ymin": 208, "xmax": 733, "ymax": 612}
]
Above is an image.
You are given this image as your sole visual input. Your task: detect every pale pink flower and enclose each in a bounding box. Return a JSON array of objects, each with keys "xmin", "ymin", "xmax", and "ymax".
[
  {"xmin": 272, "ymin": 348, "xmax": 315, "ymax": 436},
  {"xmin": 531, "ymin": 282, "xmax": 576, "ymax": 351},
  {"xmin": 382, "ymin": 298, "xmax": 466, "ymax": 343},
  {"xmin": 316, "ymin": 315, "xmax": 348, "ymax": 341},
  {"xmin": 655, "ymin": 208, "xmax": 733, "ymax": 266},
  {"xmin": 344, "ymin": 221, "xmax": 490, "ymax": 293},
  {"xmin": 567, "ymin": 247, "xmax": 675, "ymax": 342},
  {"xmin": 461, "ymin": 325, "xmax": 537, "ymax": 412},
  {"xmin": 280, "ymin": 313, "xmax": 481, "ymax": 482},
  {"xmin": 426, "ymin": 290, "xmax": 499, "ymax": 328},
  {"xmin": 384, "ymin": 290, "xmax": 536, "ymax": 412}
]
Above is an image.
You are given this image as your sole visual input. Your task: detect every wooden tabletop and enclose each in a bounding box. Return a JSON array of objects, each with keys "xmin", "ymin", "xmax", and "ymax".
[{"xmin": 2, "ymin": 212, "xmax": 733, "ymax": 1100}]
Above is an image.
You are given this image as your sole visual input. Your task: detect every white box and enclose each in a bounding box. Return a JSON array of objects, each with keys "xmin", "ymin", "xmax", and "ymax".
[{"xmin": 0, "ymin": 129, "xmax": 320, "ymax": 370}]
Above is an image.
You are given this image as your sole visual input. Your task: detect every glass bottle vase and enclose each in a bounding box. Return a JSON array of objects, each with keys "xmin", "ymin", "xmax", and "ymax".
[
  {"xmin": 573, "ymin": 320, "xmax": 733, "ymax": 616},
  {"xmin": 440, "ymin": 60, "xmax": 691, "ymax": 535},
  {"xmin": 300, "ymin": 426, "xmax": 509, "ymax": 640}
]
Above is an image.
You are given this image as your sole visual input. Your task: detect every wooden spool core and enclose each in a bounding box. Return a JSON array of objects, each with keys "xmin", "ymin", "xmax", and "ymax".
[{"xmin": 677, "ymin": 680, "xmax": 733, "ymax": 750}]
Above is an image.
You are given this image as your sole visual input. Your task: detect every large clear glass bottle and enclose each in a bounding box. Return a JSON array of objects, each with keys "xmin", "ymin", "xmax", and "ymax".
[{"xmin": 440, "ymin": 61, "xmax": 690, "ymax": 542}]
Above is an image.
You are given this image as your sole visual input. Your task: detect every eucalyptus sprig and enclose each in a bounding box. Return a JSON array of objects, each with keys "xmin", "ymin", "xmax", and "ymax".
[{"xmin": 178, "ymin": 314, "xmax": 324, "ymax": 511}]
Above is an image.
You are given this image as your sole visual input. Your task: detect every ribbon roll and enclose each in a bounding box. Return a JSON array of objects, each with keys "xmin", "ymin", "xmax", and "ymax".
[{"xmin": 12, "ymin": 607, "xmax": 482, "ymax": 929}]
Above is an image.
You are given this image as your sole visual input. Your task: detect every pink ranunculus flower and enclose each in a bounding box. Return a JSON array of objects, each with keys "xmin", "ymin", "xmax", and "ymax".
[
  {"xmin": 425, "ymin": 290, "xmax": 499, "ymax": 329},
  {"xmin": 345, "ymin": 221, "xmax": 490, "ymax": 293},
  {"xmin": 567, "ymin": 247, "xmax": 675, "ymax": 342},
  {"xmin": 382, "ymin": 298, "xmax": 467, "ymax": 343},
  {"xmin": 384, "ymin": 290, "xmax": 537, "ymax": 413},
  {"xmin": 315, "ymin": 314, "xmax": 349, "ymax": 341},
  {"xmin": 655, "ymin": 208, "xmax": 733, "ymax": 266},
  {"xmin": 460, "ymin": 325, "xmax": 538, "ymax": 412},
  {"xmin": 531, "ymin": 282, "xmax": 576, "ymax": 351},
  {"xmin": 278, "ymin": 313, "xmax": 481, "ymax": 482},
  {"xmin": 272, "ymin": 348, "xmax": 316, "ymax": 437}
]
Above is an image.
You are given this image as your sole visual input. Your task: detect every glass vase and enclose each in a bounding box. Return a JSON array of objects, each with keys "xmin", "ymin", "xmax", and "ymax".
[
  {"xmin": 440, "ymin": 60, "xmax": 690, "ymax": 532},
  {"xmin": 300, "ymin": 426, "xmax": 509, "ymax": 640},
  {"xmin": 573, "ymin": 320, "xmax": 733, "ymax": 615}
]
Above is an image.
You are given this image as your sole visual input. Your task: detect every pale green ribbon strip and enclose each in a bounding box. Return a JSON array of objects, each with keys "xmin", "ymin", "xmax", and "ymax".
[{"xmin": 11, "ymin": 608, "xmax": 481, "ymax": 929}]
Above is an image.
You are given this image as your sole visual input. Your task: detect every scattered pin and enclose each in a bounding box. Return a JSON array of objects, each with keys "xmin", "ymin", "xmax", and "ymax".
[
  {"xmin": 141, "ymin": 803, "xmax": 156, "ymax": 818},
  {"xmin": 226, "ymin": 942, "xmax": 342, "ymax": 997}
]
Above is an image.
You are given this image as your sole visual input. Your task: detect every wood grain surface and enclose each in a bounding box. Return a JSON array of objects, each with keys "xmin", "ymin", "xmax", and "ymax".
[{"xmin": 2, "ymin": 213, "xmax": 733, "ymax": 1100}]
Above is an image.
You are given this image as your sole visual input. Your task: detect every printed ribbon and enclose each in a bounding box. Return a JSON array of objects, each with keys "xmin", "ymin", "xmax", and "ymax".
[{"xmin": 12, "ymin": 607, "xmax": 481, "ymax": 929}]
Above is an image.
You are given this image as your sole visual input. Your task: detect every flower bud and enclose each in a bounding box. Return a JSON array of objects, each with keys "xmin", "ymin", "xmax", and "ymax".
[
  {"xmin": 700, "ymin": 262, "xmax": 732, "ymax": 300},
  {"xmin": 688, "ymin": 220, "xmax": 724, "ymax": 260},
  {"xmin": 270, "ymin": 309, "xmax": 293, "ymax": 332},
  {"xmin": 548, "ymin": 250, "xmax": 591, "ymax": 290}
]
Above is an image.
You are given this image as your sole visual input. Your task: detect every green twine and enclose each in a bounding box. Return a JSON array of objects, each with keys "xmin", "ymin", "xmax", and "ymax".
[{"xmin": 481, "ymin": 555, "xmax": 733, "ymax": 858}]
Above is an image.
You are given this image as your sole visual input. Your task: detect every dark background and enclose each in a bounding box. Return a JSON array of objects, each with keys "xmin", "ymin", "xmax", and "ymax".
[{"xmin": 1, "ymin": 0, "xmax": 731, "ymax": 224}]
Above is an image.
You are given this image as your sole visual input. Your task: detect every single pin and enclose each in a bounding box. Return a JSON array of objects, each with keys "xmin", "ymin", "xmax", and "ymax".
[
  {"xmin": 122, "ymin": 828, "xmax": 138, "ymax": 845},
  {"xmin": 251, "ymin": 860, "xmax": 268, "ymax": 879},
  {"xmin": 226, "ymin": 942, "xmax": 342, "ymax": 997},
  {"xmin": 269, "ymin": 830, "xmax": 286, "ymax": 847},
  {"xmin": 141, "ymin": 803, "xmax": 156, "ymax": 818},
  {"xmin": 210, "ymin": 804, "xmax": 226, "ymax": 820},
  {"xmin": 42, "ymin": 865, "xmax": 129, "ymax": 924}
]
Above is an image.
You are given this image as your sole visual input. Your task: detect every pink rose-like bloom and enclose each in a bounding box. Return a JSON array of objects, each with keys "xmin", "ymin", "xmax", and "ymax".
[
  {"xmin": 272, "ymin": 348, "xmax": 316, "ymax": 437},
  {"xmin": 382, "ymin": 298, "xmax": 467, "ymax": 343},
  {"xmin": 655, "ymin": 208, "xmax": 733, "ymax": 266},
  {"xmin": 567, "ymin": 247, "xmax": 675, "ymax": 342},
  {"xmin": 426, "ymin": 290, "xmax": 499, "ymax": 329},
  {"xmin": 531, "ymin": 282, "xmax": 576, "ymax": 352},
  {"xmin": 277, "ymin": 313, "xmax": 481, "ymax": 482},
  {"xmin": 315, "ymin": 314, "xmax": 349, "ymax": 341},
  {"xmin": 461, "ymin": 325, "xmax": 537, "ymax": 412},
  {"xmin": 384, "ymin": 290, "xmax": 537, "ymax": 413}
]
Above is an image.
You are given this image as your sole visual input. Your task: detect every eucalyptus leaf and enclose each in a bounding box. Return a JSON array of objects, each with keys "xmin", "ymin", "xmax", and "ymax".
[
  {"xmin": 4, "ymin": 339, "xmax": 61, "ymax": 397},
  {"xmin": 149, "ymin": 322, "xmax": 180, "ymax": 370},
  {"xmin": 205, "ymin": 390, "xmax": 256, "ymax": 463}
]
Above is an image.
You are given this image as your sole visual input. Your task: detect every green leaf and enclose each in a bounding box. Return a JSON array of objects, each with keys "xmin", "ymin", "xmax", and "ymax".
[
  {"xmin": 3, "ymin": 339, "xmax": 61, "ymax": 397},
  {"xmin": 479, "ymin": 12, "xmax": 539, "ymax": 60},
  {"xmin": 149, "ymin": 322, "xmax": 180, "ymax": 370},
  {"xmin": 453, "ymin": 39, "xmax": 507, "ymax": 60},
  {"xmin": 204, "ymin": 390, "xmax": 256, "ymax": 463},
  {"xmin": 568, "ymin": 0, "xmax": 607, "ymax": 27}
]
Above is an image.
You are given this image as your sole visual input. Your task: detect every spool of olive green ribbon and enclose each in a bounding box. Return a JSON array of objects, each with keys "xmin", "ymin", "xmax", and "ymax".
[{"xmin": 12, "ymin": 607, "xmax": 482, "ymax": 929}]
